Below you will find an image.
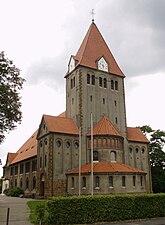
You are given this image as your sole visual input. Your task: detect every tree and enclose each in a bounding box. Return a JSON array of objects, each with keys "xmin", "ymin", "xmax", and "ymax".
[
  {"xmin": 0, "ymin": 51, "xmax": 25, "ymax": 143},
  {"xmin": 140, "ymin": 125, "xmax": 165, "ymax": 193}
]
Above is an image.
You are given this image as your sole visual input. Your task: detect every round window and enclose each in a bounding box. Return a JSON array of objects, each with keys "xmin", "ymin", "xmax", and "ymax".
[
  {"xmin": 66, "ymin": 141, "xmax": 71, "ymax": 148},
  {"xmin": 74, "ymin": 142, "xmax": 79, "ymax": 149},
  {"xmin": 56, "ymin": 140, "xmax": 61, "ymax": 147}
]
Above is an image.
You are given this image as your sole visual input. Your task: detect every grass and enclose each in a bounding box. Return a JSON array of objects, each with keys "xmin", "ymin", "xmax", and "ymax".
[{"xmin": 27, "ymin": 200, "xmax": 47, "ymax": 224}]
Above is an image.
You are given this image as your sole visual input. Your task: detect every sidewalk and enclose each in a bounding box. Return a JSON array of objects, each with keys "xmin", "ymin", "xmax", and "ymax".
[{"xmin": 0, "ymin": 195, "xmax": 33, "ymax": 225}]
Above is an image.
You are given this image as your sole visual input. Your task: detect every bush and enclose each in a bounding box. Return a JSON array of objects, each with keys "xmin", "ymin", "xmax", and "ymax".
[
  {"xmin": 46, "ymin": 194, "xmax": 165, "ymax": 225},
  {"xmin": 4, "ymin": 187, "xmax": 24, "ymax": 197}
]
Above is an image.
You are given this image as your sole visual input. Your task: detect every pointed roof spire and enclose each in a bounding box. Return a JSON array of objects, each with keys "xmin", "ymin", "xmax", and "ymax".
[
  {"xmin": 74, "ymin": 23, "xmax": 125, "ymax": 77},
  {"xmin": 87, "ymin": 115, "xmax": 122, "ymax": 137},
  {"xmin": 90, "ymin": 9, "xmax": 95, "ymax": 23}
]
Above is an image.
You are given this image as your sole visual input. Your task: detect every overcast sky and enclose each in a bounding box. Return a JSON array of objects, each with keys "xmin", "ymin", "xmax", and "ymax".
[{"xmin": 0, "ymin": 0, "xmax": 165, "ymax": 176}]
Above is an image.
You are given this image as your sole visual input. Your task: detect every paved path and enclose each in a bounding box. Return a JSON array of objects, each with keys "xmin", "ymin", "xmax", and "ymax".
[{"xmin": 0, "ymin": 195, "xmax": 33, "ymax": 225}]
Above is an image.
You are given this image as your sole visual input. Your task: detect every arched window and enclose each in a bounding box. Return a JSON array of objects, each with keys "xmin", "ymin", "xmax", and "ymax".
[
  {"xmin": 109, "ymin": 176, "xmax": 113, "ymax": 187},
  {"xmin": 56, "ymin": 140, "xmax": 62, "ymax": 147},
  {"xmin": 110, "ymin": 151, "xmax": 116, "ymax": 162},
  {"xmin": 133, "ymin": 176, "xmax": 136, "ymax": 187},
  {"xmin": 74, "ymin": 142, "xmax": 79, "ymax": 149},
  {"xmin": 87, "ymin": 74, "xmax": 90, "ymax": 84},
  {"xmin": 129, "ymin": 147, "xmax": 133, "ymax": 153},
  {"xmin": 136, "ymin": 148, "xmax": 139, "ymax": 153},
  {"xmin": 20, "ymin": 178, "xmax": 23, "ymax": 188},
  {"xmin": 115, "ymin": 81, "xmax": 118, "ymax": 90},
  {"xmin": 66, "ymin": 141, "xmax": 71, "ymax": 148},
  {"xmin": 122, "ymin": 176, "xmax": 126, "ymax": 187},
  {"xmin": 99, "ymin": 77, "xmax": 102, "ymax": 87},
  {"xmin": 71, "ymin": 177, "xmax": 74, "ymax": 188},
  {"xmin": 111, "ymin": 80, "xmax": 114, "ymax": 89},
  {"xmin": 82, "ymin": 177, "xmax": 86, "ymax": 188},
  {"xmin": 73, "ymin": 77, "xmax": 75, "ymax": 87},
  {"xmin": 92, "ymin": 75, "xmax": 95, "ymax": 85},
  {"xmin": 26, "ymin": 177, "xmax": 29, "ymax": 189},
  {"xmin": 95, "ymin": 176, "xmax": 100, "ymax": 188},
  {"xmin": 33, "ymin": 176, "xmax": 36, "ymax": 189},
  {"xmin": 103, "ymin": 78, "xmax": 107, "ymax": 88},
  {"xmin": 140, "ymin": 176, "xmax": 143, "ymax": 186},
  {"xmin": 93, "ymin": 151, "xmax": 98, "ymax": 161},
  {"xmin": 141, "ymin": 148, "xmax": 145, "ymax": 154}
]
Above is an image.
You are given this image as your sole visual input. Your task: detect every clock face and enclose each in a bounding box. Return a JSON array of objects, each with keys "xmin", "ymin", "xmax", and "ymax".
[{"xmin": 98, "ymin": 57, "xmax": 108, "ymax": 72}]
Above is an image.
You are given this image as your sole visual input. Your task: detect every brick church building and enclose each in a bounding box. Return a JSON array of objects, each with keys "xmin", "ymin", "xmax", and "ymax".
[{"xmin": 2, "ymin": 21, "xmax": 152, "ymax": 198}]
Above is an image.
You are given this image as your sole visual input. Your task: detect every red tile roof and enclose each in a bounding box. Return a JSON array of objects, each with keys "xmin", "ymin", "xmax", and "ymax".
[
  {"xmin": 87, "ymin": 116, "xmax": 122, "ymax": 137},
  {"xmin": 10, "ymin": 130, "xmax": 38, "ymax": 165},
  {"xmin": 72, "ymin": 23, "xmax": 125, "ymax": 77},
  {"xmin": 6, "ymin": 153, "xmax": 18, "ymax": 166},
  {"xmin": 58, "ymin": 111, "xmax": 66, "ymax": 117},
  {"xmin": 67, "ymin": 161, "xmax": 145, "ymax": 174},
  {"xmin": 43, "ymin": 115, "xmax": 79, "ymax": 135},
  {"xmin": 127, "ymin": 127, "xmax": 149, "ymax": 143}
]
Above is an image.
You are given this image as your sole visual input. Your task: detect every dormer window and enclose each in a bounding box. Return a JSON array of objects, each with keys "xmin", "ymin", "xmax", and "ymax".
[
  {"xmin": 98, "ymin": 56, "xmax": 108, "ymax": 72},
  {"xmin": 68, "ymin": 56, "xmax": 75, "ymax": 73}
]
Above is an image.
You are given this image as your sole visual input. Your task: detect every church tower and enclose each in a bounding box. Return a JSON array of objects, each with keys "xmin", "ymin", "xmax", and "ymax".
[{"xmin": 65, "ymin": 22, "xmax": 127, "ymax": 164}]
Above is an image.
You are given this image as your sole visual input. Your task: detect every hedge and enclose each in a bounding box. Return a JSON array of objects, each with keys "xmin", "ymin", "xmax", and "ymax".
[{"xmin": 45, "ymin": 194, "xmax": 165, "ymax": 225}]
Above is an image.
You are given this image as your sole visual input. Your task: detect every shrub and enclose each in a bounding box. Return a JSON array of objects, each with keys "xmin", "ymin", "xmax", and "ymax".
[
  {"xmin": 46, "ymin": 194, "xmax": 165, "ymax": 225},
  {"xmin": 4, "ymin": 187, "xmax": 24, "ymax": 197}
]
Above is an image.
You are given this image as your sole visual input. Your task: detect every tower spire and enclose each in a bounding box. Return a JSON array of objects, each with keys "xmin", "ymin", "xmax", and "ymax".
[{"xmin": 90, "ymin": 9, "xmax": 95, "ymax": 23}]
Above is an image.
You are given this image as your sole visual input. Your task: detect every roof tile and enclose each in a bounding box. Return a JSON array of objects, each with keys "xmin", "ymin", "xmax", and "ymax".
[
  {"xmin": 67, "ymin": 161, "xmax": 145, "ymax": 174},
  {"xmin": 127, "ymin": 127, "xmax": 149, "ymax": 143},
  {"xmin": 73, "ymin": 23, "xmax": 125, "ymax": 77},
  {"xmin": 43, "ymin": 115, "xmax": 79, "ymax": 135},
  {"xmin": 87, "ymin": 115, "xmax": 122, "ymax": 137}
]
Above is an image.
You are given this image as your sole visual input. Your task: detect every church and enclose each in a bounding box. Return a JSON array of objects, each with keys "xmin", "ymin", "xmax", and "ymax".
[{"xmin": 2, "ymin": 21, "xmax": 152, "ymax": 198}]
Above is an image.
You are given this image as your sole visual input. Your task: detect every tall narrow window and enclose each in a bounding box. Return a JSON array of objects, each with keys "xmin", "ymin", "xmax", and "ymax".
[
  {"xmin": 103, "ymin": 78, "xmax": 107, "ymax": 88},
  {"xmin": 20, "ymin": 164, "xmax": 24, "ymax": 174},
  {"xmin": 33, "ymin": 176, "xmax": 36, "ymax": 189},
  {"xmin": 20, "ymin": 178, "xmax": 23, "ymax": 188},
  {"xmin": 93, "ymin": 151, "xmax": 98, "ymax": 161},
  {"xmin": 95, "ymin": 176, "xmax": 100, "ymax": 188},
  {"xmin": 115, "ymin": 81, "xmax": 118, "ymax": 90},
  {"xmin": 111, "ymin": 80, "xmax": 114, "ymax": 89},
  {"xmin": 87, "ymin": 74, "xmax": 90, "ymax": 84},
  {"xmin": 114, "ymin": 100, "xmax": 117, "ymax": 106},
  {"xmin": 73, "ymin": 77, "xmax": 75, "ymax": 87},
  {"xmin": 133, "ymin": 176, "xmax": 136, "ymax": 187},
  {"xmin": 115, "ymin": 117, "xmax": 118, "ymax": 124},
  {"xmin": 71, "ymin": 79, "xmax": 73, "ymax": 89},
  {"xmin": 122, "ymin": 176, "xmax": 126, "ymax": 187},
  {"xmin": 99, "ymin": 77, "xmax": 102, "ymax": 87},
  {"xmin": 26, "ymin": 177, "xmax": 29, "ymax": 189},
  {"xmin": 109, "ymin": 176, "xmax": 113, "ymax": 188},
  {"xmin": 82, "ymin": 177, "xmax": 86, "ymax": 188},
  {"xmin": 45, "ymin": 155, "xmax": 47, "ymax": 167},
  {"xmin": 110, "ymin": 151, "xmax": 116, "ymax": 162},
  {"xmin": 140, "ymin": 176, "xmax": 143, "ymax": 186},
  {"xmin": 92, "ymin": 75, "xmax": 95, "ymax": 85},
  {"xmin": 71, "ymin": 177, "xmax": 74, "ymax": 188},
  {"xmin": 90, "ymin": 95, "xmax": 92, "ymax": 102},
  {"xmin": 40, "ymin": 157, "xmax": 42, "ymax": 168},
  {"xmin": 103, "ymin": 98, "xmax": 105, "ymax": 104}
]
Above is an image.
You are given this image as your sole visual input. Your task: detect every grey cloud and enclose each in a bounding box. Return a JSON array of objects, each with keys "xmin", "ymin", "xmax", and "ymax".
[
  {"xmin": 26, "ymin": 53, "xmax": 68, "ymax": 89},
  {"xmin": 25, "ymin": 0, "xmax": 165, "ymax": 88},
  {"xmin": 96, "ymin": 0, "xmax": 165, "ymax": 78}
]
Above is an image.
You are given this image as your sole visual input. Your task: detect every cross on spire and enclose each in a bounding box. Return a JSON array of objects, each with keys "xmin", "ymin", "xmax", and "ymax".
[{"xmin": 90, "ymin": 9, "xmax": 95, "ymax": 23}]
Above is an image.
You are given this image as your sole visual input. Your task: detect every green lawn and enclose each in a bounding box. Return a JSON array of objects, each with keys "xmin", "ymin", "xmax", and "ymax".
[{"xmin": 27, "ymin": 200, "xmax": 47, "ymax": 224}]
